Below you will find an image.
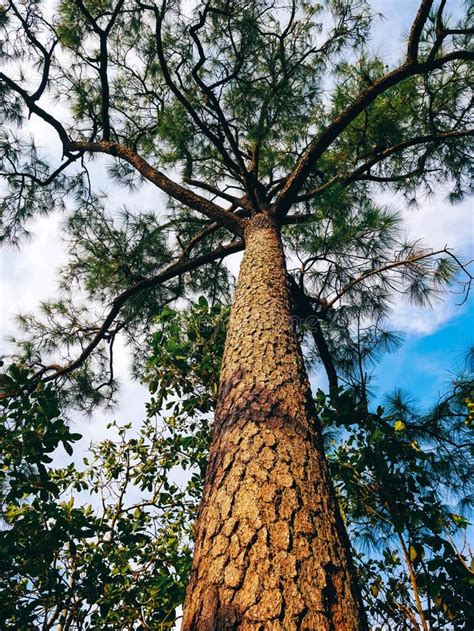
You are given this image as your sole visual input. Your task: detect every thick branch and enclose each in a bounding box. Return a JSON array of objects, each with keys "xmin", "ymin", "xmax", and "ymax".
[
  {"xmin": 407, "ymin": 0, "xmax": 434, "ymax": 63},
  {"xmin": 75, "ymin": 0, "xmax": 125, "ymax": 139},
  {"xmin": 98, "ymin": 34, "xmax": 111, "ymax": 139},
  {"xmin": 67, "ymin": 140, "xmax": 245, "ymax": 236},
  {"xmin": 273, "ymin": 3, "xmax": 474, "ymax": 218},
  {"xmin": 34, "ymin": 239, "xmax": 244, "ymax": 385},
  {"xmin": 74, "ymin": 0, "xmax": 102, "ymax": 34}
]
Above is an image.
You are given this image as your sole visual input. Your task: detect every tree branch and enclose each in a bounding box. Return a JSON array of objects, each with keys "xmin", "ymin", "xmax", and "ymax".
[
  {"xmin": 1, "ymin": 71, "xmax": 245, "ymax": 234},
  {"xmin": 32, "ymin": 239, "xmax": 244, "ymax": 386},
  {"xmin": 67, "ymin": 140, "xmax": 245, "ymax": 236},
  {"xmin": 407, "ymin": 0, "xmax": 434, "ymax": 63},
  {"xmin": 288, "ymin": 275, "xmax": 339, "ymax": 395},
  {"xmin": 152, "ymin": 5, "xmax": 243, "ymax": 179},
  {"xmin": 74, "ymin": 0, "xmax": 102, "ymax": 34},
  {"xmin": 294, "ymin": 128, "xmax": 474, "ymax": 203},
  {"xmin": 342, "ymin": 128, "xmax": 473, "ymax": 185},
  {"xmin": 7, "ymin": 1, "xmax": 58, "ymax": 102},
  {"xmin": 187, "ymin": 5, "xmax": 263, "ymax": 209},
  {"xmin": 0, "ymin": 72, "xmax": 71, "ymax": 147},
  {"xmin": 1, "ymin": 154, "xmax": 83, "ymax": 187},
  {"xmin": 74, "ymin": 0, "xmax": 125, "ymax": 139},
  {"xmin": 324, "ymin": 247, "xmax": 452, "ymax": 309},
  {"xmin": 183, "ymin": 177, "xmax": 250, "ymax": 210},
  {"xmin": 273, "ymin": 0, "xmax": 473, "ymax": 218}
]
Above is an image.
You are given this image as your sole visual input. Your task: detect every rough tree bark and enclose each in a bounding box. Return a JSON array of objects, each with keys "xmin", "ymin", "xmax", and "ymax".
[{"xmin": 181, "ymin": 213, "xmax": 367, "ymax": 630}]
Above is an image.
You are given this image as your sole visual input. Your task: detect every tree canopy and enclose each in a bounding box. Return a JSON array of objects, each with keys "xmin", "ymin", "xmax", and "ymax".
[{"xmin": 0, "ymin": 0, "xmax": 472, "ymax": 407}]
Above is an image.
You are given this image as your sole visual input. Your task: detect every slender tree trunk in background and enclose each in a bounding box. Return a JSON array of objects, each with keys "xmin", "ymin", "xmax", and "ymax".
[
  {"xmin": 182, "ymin": 214, "xmax": 366, "ymax": 630},
  {"xmin": 398, "ymin": 534, "xmax": 429, "ymax": 631}
]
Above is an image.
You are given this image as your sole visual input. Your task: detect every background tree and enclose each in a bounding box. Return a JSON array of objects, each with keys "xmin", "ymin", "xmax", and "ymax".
[
  {"xmin": 322, "ymin": 378, "xmax": 474, "ymax": 630},
  {"xmin": 1, "ymin": 0, "xmax": 473, "ymax": 627},
  {"xmin": 2, "ymin": 306, "xmax": 472, "ymax": 629},
  {"xmin": 0, "ymin": 302, "xmax": 225, "ymax": 630}
]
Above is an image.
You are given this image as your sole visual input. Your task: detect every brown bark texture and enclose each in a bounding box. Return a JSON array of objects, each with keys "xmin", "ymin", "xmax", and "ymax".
[{"xmin": 181, "ymin": 214, "xmax": 367, "ymax": 630}]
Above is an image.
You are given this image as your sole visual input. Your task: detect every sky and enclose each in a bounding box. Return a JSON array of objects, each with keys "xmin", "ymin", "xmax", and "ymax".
[{"xmin": 1, "ymin": 0, "xmax": 473, "ymax": 456}]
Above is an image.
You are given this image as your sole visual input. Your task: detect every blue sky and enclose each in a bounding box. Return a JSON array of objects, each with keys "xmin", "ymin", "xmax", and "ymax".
[{"xmin": 375, "ymin": 299, "xmax": 473, "ymax": 405}]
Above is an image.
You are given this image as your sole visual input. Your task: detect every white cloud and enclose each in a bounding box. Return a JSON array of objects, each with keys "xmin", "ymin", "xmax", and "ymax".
[
  {"xmin": 0, "ymin": 214, "xmax": 67, "ymax": 344},
  {"xmin": 388, "ymin": 297, "xmax": 460, "ymax": 336},
  {"xmin": 401, "ymin": 196, "xmax": 473, "ymax": 253},
  {"xmin": 375, "ymin": 192, "xmax": 473, "ymax": 336}
]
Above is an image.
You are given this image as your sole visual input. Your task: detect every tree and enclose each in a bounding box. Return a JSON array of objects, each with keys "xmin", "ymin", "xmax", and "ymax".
[
  {"xmin": 1, "ymin": 1, "xmax": 473, "ymax": 627},
  {"xmin": 0, "ymin": 367, "xmax": 199, "ymax": 630},
  {"xmin": 321, "ymin": 381, "xmax": 474, "ymax": 630}
]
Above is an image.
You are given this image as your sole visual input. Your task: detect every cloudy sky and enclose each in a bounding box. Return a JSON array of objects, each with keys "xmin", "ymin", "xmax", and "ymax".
[{"xmin": 1, "ymin": 0, "xmax": 472, "ymax": 459}]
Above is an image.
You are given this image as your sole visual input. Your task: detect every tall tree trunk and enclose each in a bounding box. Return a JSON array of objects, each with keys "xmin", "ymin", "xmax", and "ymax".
[{"xmin": 182, "ymin": 214, "xmax": 366, "ymax": 630}]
